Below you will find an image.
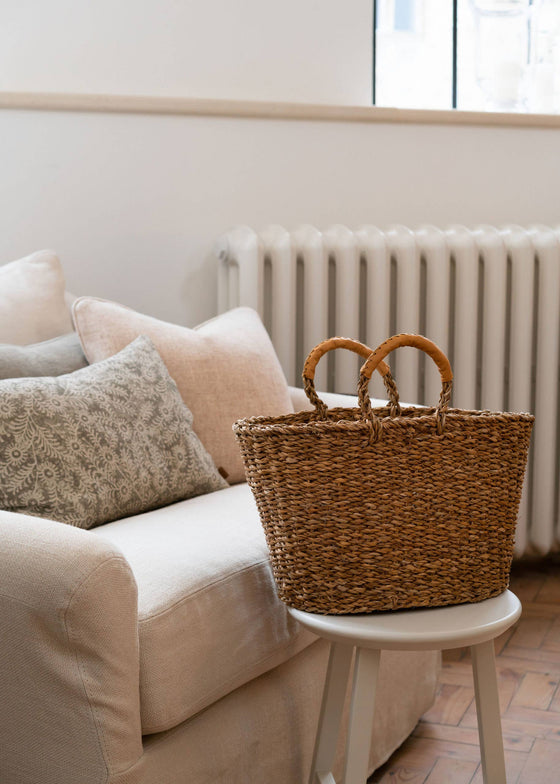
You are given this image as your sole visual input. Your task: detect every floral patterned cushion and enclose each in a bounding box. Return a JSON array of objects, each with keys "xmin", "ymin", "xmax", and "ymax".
[{"xmin": 0, "ymin": 336, "xmax": 227, "ymax": 529}]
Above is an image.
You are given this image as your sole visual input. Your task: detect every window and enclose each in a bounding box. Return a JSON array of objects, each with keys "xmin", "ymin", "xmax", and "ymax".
[{"xmin": 373, "ymin": 0, "xmax": 560, "ymax": 113}]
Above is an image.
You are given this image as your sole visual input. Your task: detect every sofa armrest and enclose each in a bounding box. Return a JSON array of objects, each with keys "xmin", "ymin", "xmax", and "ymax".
[
  {"xmin": 289, "ymin": 385, "xmax": 389, "ymax": 413},
  {"xmin": 0, "ymin": 511, "xmax": 142, "ymax": 784}
]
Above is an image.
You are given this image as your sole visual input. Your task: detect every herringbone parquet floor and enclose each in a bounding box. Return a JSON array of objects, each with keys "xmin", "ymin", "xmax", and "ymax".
[{"xmin": 369, "ymin": 557, "xmax": 560, "ymax": 783}]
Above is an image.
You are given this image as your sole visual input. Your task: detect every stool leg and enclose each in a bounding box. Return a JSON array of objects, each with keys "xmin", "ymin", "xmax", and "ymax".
[
  {"xmin": 471, "ymin": 640, "xmax": 507, "ymax": 784},
  {"xmin": 343, "ymin": 647, "xmax": 381, "ymax": 784},
  {"xmin": 309, "ymin": 642, "xmax": 354, "ymax": 784}
]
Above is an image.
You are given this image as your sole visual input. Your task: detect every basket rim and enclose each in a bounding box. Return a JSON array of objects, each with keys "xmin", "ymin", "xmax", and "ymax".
[{"xmin": 233, "ymin": 404, "xmax": 535, "ymax": 435}]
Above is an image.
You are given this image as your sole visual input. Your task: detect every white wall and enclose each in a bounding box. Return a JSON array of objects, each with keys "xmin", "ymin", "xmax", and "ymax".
[
  {"xmin": 1, "ymin": 0, "xmax": 559, "ymax": 328},
  {"xmin": 0, "ymin": 0, "xmax": 373, "ymax": 105},
  {"xmin": 1, "ymin": 107, "xmax": 559, "ymax": 327}
]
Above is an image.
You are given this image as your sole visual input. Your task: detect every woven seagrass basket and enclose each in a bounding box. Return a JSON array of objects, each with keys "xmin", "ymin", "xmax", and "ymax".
[{"xmin": 233, "ymin": 334, "xmax": 534, "ymax": 615}]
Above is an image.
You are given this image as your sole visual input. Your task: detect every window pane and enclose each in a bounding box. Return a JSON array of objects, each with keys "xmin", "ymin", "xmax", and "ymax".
[
  {"xmin": 375, "ymin": 0, "xmax": 454, "ymax": 109},
  {"xmin": 458, "ymin": 0, "xmax": 560, "ymax": 113}
]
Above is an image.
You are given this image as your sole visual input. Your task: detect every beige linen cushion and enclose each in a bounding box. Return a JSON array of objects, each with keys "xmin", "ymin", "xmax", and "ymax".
[
  {"xmin": 72, "ymin": 300, "xmax": 294, "ymax": 483},
  {"xmin": 0, "ymin": 250, "xmax": 73, "ymax": 344},
  {"xmin": 0, "ymin": 336, "xmax": 227, "ymax": 529}
]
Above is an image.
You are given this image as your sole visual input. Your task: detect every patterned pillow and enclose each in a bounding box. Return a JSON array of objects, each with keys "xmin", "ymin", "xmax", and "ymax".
[{"xmin": 0, "ymin": 336, "xmax": 227, "ymax": 529}]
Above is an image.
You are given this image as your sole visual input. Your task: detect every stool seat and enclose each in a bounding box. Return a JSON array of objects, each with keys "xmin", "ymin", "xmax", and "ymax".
[{"xmin": 289, "ymin": 589, "xmax": 521, "ymax": 650}]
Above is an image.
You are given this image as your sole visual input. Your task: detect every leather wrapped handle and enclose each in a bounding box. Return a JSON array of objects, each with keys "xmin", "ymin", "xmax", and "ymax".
[
  {"xmin": 360, "ymin": 333, "xmax": 453, "ymax": 383},
  {"xmin": 303, "ymin": 337, "xmax": 390, "ymax": 380},
  {"xmin": 302, "ymin": 337, "xmax": 398, "ymax": 418},
  {"xmin": 358, "ymin": 333, "xmax": 453, "ymax": 441}
]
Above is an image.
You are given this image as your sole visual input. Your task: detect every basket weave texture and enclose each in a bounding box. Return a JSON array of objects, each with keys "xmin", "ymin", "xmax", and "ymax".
[{"xmin": 233, "ymin": 334, "xmax": 534, "ymax": 615}]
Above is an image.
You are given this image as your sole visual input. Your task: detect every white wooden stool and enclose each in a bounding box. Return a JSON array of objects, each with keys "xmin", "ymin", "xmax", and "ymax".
[{"xmin": 289, "ymin": 590, "xmax": 521, "ymax": 784}]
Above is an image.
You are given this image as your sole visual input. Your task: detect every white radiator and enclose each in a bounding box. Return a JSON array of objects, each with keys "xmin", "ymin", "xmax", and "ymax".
[{"xmin": 215, "ymin": 224, "xmax": 560, "ymax": 557}]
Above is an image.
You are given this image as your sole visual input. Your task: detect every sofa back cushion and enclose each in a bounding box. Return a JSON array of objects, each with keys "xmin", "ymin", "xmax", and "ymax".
[
  {"xmin": 0, "ymin": 250, "xmax": 73, "ymax": 345},
  {"xmin": 72, "ymin": 301, "xmax": 294, "ymax": 483},
  {"xmin": 0, "ymin": 336, "xmax": 227, "ymax": 529}
]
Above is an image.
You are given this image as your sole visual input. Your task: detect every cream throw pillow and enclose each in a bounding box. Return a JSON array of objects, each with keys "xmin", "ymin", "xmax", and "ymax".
[
  {"xmin": 0, "ymin": 250, "xmax": 73, "ymax": 344},
  {"xmin": 0, "ymin": 336, "xmax": 227, "ymax": 529},
  {"xmin": 72, "ymin": 301, "xmax": 294, "ymax": 483}
]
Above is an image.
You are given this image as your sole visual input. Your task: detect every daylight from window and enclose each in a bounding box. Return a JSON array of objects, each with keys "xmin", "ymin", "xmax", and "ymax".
[{"xmin": 374, "ymin": 0, "xmax": 560, "ymax": 113}]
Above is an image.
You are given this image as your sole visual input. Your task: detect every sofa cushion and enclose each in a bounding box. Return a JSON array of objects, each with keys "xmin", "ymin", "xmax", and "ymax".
[
  {"xmin": 0, "ymin": 333, "xmax": 87, "ymax": 379},
  {"xmin": 72, "ymin": 300, "xmax": 294, "ymax": 483},
  {"xmin": 92, "ymin": 483, "xmax": 315, "ymax": 734},
  {"xmin": 0, "ymin": 250, "xmax": 73, "ymax": 345},
  {"xmin": 0, "ymin": 336, "xmax": 227, "ymax": 529}
]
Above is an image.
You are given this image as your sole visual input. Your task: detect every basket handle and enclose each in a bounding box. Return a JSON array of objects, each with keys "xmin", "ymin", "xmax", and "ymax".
[
  {"xmin": 357, "ymin": 334, "xmax": 453, "ymax": 441},
  {"xmin": 302, "ymin": 337, "xmax": 400, "ymax": 418}
]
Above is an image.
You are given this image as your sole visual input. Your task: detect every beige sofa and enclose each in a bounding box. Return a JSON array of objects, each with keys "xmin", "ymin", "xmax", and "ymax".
[
  {"xmin": 1, "ymin": 388, "xmax": 439, "ymax": 784},
  {"xmin": 0, "ymin": 252, "xmax": 439, "ymax": 784}
]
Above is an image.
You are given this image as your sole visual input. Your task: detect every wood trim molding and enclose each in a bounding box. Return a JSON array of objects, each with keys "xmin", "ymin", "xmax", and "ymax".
[{"xmin": 1, "ymin": 90, "xmax": 560, "ymax": 129}]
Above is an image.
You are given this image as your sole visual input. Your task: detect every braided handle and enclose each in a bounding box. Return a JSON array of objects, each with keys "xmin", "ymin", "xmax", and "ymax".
[
  {"xmin": 358, "ymin": 333, "xmax": 453, "ymax": 441},
  {"xmin": 302, "ymin": 337, "xmax": 399, "ymax": 418}
]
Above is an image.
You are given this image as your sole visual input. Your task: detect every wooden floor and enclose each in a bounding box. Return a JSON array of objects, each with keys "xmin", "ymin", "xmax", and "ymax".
[{"xmin": 369, "ymin": 557, "xmax": 560, "ymax": 784}]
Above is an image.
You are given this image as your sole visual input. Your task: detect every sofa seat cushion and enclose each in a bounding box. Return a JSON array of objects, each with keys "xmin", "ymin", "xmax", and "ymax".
[{"xmin": 91, "ymin": 483, "xmax": 315, "ymax": 734}]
